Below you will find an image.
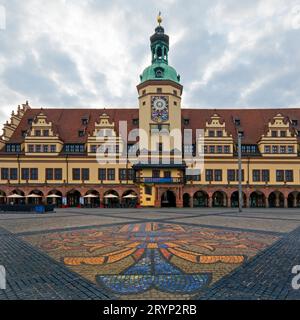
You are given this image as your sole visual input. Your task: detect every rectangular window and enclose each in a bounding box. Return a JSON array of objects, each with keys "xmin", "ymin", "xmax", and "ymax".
[
  {"xmin": 224, "ymin": 146, "xmax": 230, "ymax": 153},
  {"xmin": 35, "ymin": 130, "xmax": 41, "ymax": 136},
  {"xmin": 276, "ymin": 170, "xmax": 284, "ymax": 182},
  {"xmin": 288, "ymin": 146, "xmax": 294, "ymax": 153},
  {"xmin": 30, "ymin": 168, "xmax": 38, "ymax": 180},
  {"xmin": 253, "ymin": 170, "xmax": 261, "ymax": 182},
  {"xmin": 227, "ymin": 169, "xmax": 235, "ymax": 182},
  {"xmin": 209, "ymin": 146, "xmax": 215, "ymax": 153},
  {"xmin": 280, "ymin": 146, "xmax": 286, "ymax": 153},
  {"xmin": 128, "ymin": 169, "xmax": 135, "ymax": 181},
  {"xmin": 82, "ymin": 168, "xmax": 90, "ymax": 181},
  {"xmin": 107, "ymin": 169, "xmax": 115, "ymax": 181},
  {"xmin": 1, "ymin": 168, "xmax": 9, "ymax": 180},
  {"xmin": 280, "ymin": 131, "xmax": 286, "ymax": 137},
  {"xmin": 21, "ymin": 168, "xmax": 29, "ymax": 180},
  {"xmin": 271, "ymin": 131, "xmax": 277, "ymax": 137},
  {"xmin": 272, "ymin": 146, "xmax": 278, "ymax": 153},
  {"xmin": 205, "ymin": 169, "xmax": 213, "ymax": 182},
  {"xmin": 264, "ymin": 146, "xmax": 271, "ymax": 153},
  {"xmin": 285, "ymin": 170, "xmax": 293, "ymax": 182},
  {"xmin": 43, "ymin": 130, "xmax": 49, "ymax": 137},
  {"xmin": 208, "ymin": 130, "xmax": 215, "ymax": 137},
  {"xmin": 217, "ymin": 130, "xmax": 223, "ymax": 137},
  {"xmin": 50, "ymin": 145, "xmax": 56, "ymax": 153},
  {"xmin": 9, "ymin": 168, "xmax": 18, "ymax": 180},
  {"xmin": 46, "ymin": 168, "xmax": 53, "ymax": 180},
  {"xmin": 98, "ymin": 168, "xmax": 106, "ymax": 181},
  {"xmin": 28, "ymin": 145, "xmax": 34, "ymax": 153},
  {"xmin": 145, "ymin": 185, "xmax": 152, "ymax": 195},
  {"xmin": 262, "ymin": 170, "xmax": 270, "ymax": 182},
  {"xmin": 72, "ymin": 168, "xmax": 81, "ymax": 181},
  {"xmin": 214, "ymin": 170, "xmax": 222, "ymax": 181},
  {"xmin": 90, "ymin": 145, "xmax": 97, "ymax": 153},
  {"xmin": 119, "ymin": 169, "xmax": 127, "ymax": 181},
  {"xmin": 43, "ymin": 145, "xmax": 49, "ymax": 153},
  {"xmin": 217, "ymin": 146, "xmax": 222, "ymax": 153},
  {"xmin": 164, "ymin": 171, "xmax": 171, "ymax": 178},
  {"xmin": 35, "ymin": 145, "xmax": 41, "ymax": 153},
  {"xmin": 54, "ymin": 169, "xmax": 62, "ymax": 180},
  {"xmin": 152, "ymin": 170, "xmax": 160, "ymax": 178}
]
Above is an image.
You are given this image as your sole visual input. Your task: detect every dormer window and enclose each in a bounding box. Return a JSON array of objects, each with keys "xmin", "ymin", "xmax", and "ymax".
[
  {"xmin": 271, "ymin": 131, "xmax": 277, "ymax": 137},
  {"xmin": 217, "ymin": 130, "xmax": 223, "ymax": 137},
  {"xmin": 208, "ymin": 130, "xmax": 215, "ymax": 137},
  {"xmin": 28, "ymin": 118, "xmax": 33, "ymax": 125},
  {"xmin": 82, "ymin": 118, "xmax": 89, "ymax": 125},
  {"xmin": 35, "ymin": 130, "xmax": 41, "ymax": 137},
  {"xmin": 238, "ymin": 131, "xmax": 244, "ymax": 138},
  {"xmin": 154, "ymin": 67, "xmax": 164, "ymax": 78},
  {"xmin": 133, "ymin": 119, "xmax": 139, "ymax": 126},
  {"xmin": 280, "ymin": 131, "xmax": 286, "ymax": 137},
  {"xmin": 183, "ymin": 118, "xmax": 189, "ymax": 126},
  {"xmin": 291, "ymin": 119, "xmax": 298, "ymax": 126},
  {"xmin": 43, "ymin": 130, "xmax": 49, "ymax": 137},
  {"xmin": 234, "ymin": 118, "xmax": 241, "ymax": 126},
  {"xmin": 21, "ymin": 130, "xmax": 27, "ymax": 137},
  {"xmin": 78, "ymin": 130, "xmax": 85, "ymax": 137}
]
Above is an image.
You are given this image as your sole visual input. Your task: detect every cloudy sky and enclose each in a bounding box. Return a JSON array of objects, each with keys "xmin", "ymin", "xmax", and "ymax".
[{"xmin": 1, "ymin": 0, "xmax": 300, "ymax": 124}]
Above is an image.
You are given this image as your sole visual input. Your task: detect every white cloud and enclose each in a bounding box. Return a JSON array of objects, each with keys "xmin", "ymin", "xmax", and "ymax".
[{"xmin": 0, "ymin": 0, "xmax": 300, "ymax": 127}]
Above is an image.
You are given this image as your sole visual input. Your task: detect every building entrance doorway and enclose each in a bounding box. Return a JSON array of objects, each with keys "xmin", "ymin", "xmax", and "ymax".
[{"xmin": 161, "ymin": 190, "xmax": 176, "ymax": 208}]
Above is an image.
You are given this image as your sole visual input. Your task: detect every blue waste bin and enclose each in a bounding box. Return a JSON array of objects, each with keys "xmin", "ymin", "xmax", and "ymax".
[{"xmin": 35, "ymin": 205, "xmax": 45, "ymax": 213}]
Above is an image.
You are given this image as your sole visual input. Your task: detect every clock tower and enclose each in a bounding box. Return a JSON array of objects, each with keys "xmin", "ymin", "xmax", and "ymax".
[{"xmin": 135, "ymin": 14, "xmax": 185, "ymax": 208}]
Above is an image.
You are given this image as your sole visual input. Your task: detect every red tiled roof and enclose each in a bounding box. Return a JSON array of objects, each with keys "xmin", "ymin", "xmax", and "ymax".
[{"xmin": 7, "ymin": 107, "xmax": 300, "ymax": 144}]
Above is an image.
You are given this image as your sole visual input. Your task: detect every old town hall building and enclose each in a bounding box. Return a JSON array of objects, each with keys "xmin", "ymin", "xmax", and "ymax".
[{"xmin": 1, "ymin": 17, "xmax": 300, "ymax": 208}]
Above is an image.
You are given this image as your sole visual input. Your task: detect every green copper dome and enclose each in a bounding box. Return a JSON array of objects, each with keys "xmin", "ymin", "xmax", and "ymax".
[
  {"xmin": 139, "ymin": 17, "xmax": 180, "ymax": 84},
  {"xmin": 140, "ymin": 62, "xmax": 180, "ymax": 84}
]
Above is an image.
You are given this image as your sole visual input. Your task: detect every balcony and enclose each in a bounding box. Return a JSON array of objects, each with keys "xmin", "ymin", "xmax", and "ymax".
[{"xmin": 135, "ymin": 177, "xmax": 184, "ymax": 184}]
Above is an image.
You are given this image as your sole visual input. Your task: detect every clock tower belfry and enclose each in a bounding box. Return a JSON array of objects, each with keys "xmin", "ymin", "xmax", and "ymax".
[
  {"xmin": 137, "ymin": 13, "xmax": 183, "ymax": 155},
  {"xmin": 135, "ymin": 14, "xmax": 185, "ymax": 208}
]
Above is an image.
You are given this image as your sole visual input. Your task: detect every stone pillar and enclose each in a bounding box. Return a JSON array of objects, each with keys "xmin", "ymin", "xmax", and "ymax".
[
  {"xmin": 275, "ymin": 193, "xmax": 280, "ymax": 208},
  {"xmin": 293, "ymin": 196, "xmax": 297, "ymax": 208},
  {"xmin": 284, "ymin": 196, "xmax": 288, "ymax": 208},
  {"xmin": 227, "ymin": 196, "xmax": 231, "ymax": 208},
  {"xmin": 245, "ymin": 195, "xmax": 250, "ymax": 208},
  {"xmin": 208, "ymin": 196, "xmax": 213, "ymax": 208},
  {"xmin": 265, "ymin": 196, "xmax": 269, "ymax": 208},
  {"xmin": 190, "ymin": 196, "xmax": 194, "ymax": 208}
]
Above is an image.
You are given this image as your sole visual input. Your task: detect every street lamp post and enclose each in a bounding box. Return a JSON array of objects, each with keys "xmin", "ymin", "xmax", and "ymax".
[{"xmin": 238, "ymin": 133, "xmax": 243, "ymax": 212}]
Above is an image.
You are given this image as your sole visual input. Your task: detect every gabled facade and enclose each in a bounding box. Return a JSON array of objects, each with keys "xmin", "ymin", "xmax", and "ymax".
[{"xmin": 1, "ymin": 17, "xmax": 300, "ymax": 208}]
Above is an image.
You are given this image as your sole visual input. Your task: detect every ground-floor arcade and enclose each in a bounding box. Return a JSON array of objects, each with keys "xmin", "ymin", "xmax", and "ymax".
[{"xmin": 0, "ymin": 184, "xmax": 300, "ymax": 208}]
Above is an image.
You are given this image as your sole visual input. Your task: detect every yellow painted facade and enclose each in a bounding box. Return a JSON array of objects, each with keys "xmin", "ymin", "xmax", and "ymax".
[{"xmin": 0, "ymin": 20, "xmax": 300, "ymax": 209}]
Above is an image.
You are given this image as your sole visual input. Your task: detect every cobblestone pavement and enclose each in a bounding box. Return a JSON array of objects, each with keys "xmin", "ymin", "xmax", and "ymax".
[
  {"xmin": 0, "ymin": 226, "xmax": 113, "ymax": 300},
  {"xmin": 197, "ymin": 225, "xmax": 300, "ymax": 300},
  {"xmin": 0, "ymin": 208, "xmax": 299, "ymax": 300}
]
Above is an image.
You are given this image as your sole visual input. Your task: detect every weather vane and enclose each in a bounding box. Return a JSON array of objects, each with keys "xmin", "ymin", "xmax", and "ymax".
[{"xmin": 157, "ymin": 11, "xmax": 162, "ymax": 26}]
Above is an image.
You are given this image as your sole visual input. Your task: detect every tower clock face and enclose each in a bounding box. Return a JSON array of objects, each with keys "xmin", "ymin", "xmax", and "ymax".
[{"xmin": 151, "ymin": 96, "xmax": 169, "ymax": 122}]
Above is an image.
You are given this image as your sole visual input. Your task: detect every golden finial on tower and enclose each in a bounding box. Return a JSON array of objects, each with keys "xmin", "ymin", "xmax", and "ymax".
[{"xmin": 157, "ymin": 11, "xmax": 162, "ymax": 26}]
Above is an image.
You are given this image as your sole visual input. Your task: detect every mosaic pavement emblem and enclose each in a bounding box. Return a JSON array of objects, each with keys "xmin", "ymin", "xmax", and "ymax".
[{"xmin": 27, "ymin": 222, "xmax": 278, "ymax": 299}]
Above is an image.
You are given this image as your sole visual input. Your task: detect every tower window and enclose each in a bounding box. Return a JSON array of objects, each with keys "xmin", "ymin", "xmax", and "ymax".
[
  {"xmin": 173, "ymin": 90, "xmax": 177, "ymax": 96},
  {"xmin": 142, "ymin": 90, "xmax": 146, "ymax": 95},
  {"xmin": 174, "ymin": 101, "xmax": 177, "ymax": 106},
  {"xmin": 157, "ymin": 88, "xmax": 162, "ymax": 93}
]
